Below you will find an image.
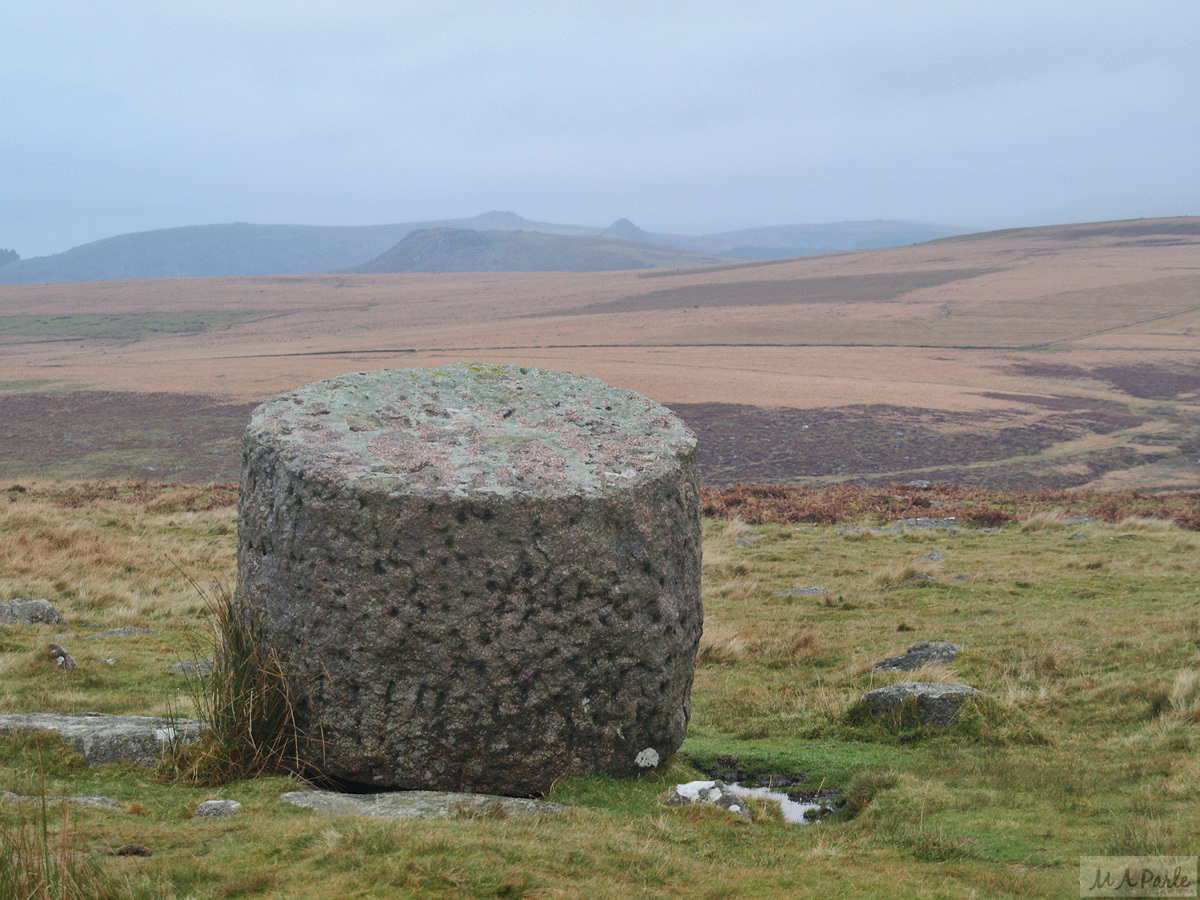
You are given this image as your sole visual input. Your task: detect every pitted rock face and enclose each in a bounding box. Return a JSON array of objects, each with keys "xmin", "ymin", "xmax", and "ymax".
[
  {"xmin": 248, "ymin": 365, "xmax": 694, "ymax": 496},
  {"xmin": 238, "ymin": 365, "xmax": 702, "ymax": 797}
]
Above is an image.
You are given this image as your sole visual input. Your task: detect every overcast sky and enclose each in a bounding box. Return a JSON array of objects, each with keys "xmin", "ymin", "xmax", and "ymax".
[{"xmin": 3, "ymin": 1, "xmax": 1199, "ymax": 257}]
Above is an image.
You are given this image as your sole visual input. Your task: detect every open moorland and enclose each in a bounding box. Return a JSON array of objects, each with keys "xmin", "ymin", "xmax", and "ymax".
[
  {"xmin": 1, "ymin": 484, "xmax": 1198, "ymax": 898},
  {"xmin": 1, "ymin": 216, "xmax": 1199, "ymax": 488}
]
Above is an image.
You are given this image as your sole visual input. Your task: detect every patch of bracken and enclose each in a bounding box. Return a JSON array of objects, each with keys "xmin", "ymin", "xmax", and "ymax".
[{"xmin": 701, "ymin": 483, "xmax": 1200, "ymax": 530}]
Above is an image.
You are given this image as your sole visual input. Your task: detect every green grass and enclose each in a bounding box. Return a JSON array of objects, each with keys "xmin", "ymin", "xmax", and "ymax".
[{"xmin": 1, "ymin": 488, "xmax": 1198, "ymax": 897}]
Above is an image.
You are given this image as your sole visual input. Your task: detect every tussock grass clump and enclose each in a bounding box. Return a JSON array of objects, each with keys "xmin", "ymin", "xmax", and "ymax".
[
  {"xmin": 0, "ymin": 799, "xmax": 127, "ymax": 900},
  {"xmin": 1169, "ymin": 669, "xmax": 1200, "ymax": 722},
  {"xmin": 162, "ymin": 581, "xmax": 316, "ymax": 786},
  {"xmin": 1018, "ymin": 510, "xmax": 1070, "ymax": 531},
  {"xmin": 698, "ymin": 622, "xmax": 822, "ymax": 667},
  {"xmin": 1115, "ymin": 515, "xmax": 1180, "ymax": 533},
  {"xmin": 871, "ymin": 564, "xmax": 933, "ymax": 588},
  {"xmin": 697, "ymin": 622, "xmax": 748, "ymax": 665}
]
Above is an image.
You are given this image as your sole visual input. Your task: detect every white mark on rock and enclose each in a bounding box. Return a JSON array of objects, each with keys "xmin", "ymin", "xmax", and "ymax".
[
  {"xmin": 154, "ymin": 727, "xmax": 177, "ymax": 742},
  {"xmin": 635, "ymin": 747, "xmax": 660, "ymax": 768}
]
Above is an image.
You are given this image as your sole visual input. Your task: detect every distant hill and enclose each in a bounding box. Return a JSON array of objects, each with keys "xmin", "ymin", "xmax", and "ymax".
[
  {"xmin": 0, "ymin": 212, "xmax": 970, "ymax": 284},
  {"xmin": 0, "ymin": 212, "xmax": 581, "ymax": 285},
  {"xmin": 0, "ymin": 223, "xmax": 413, "ymax": 284},
  {"xmin": 347, "ymin": 228, "xmax": 736, "ymax": 273},
  {"xmin": 602, "ymin": 218, "xmax": 658, "ymax": 243},
  {"xmin": 655, "ymin": 220, "xmax": 967, "ymax": 258}
]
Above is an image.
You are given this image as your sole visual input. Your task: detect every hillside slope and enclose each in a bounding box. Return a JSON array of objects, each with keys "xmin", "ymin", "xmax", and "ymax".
[
  {"xmin": 348, "ymin": 228, "xmax": 736, "ymax": 273},
  {"xmin": 0, "ymin": 214, "xmax": 969, "ymax": 284},
  {"xmin": 0, "ymin": 223, "xmax": 412, "ymax": 284}
]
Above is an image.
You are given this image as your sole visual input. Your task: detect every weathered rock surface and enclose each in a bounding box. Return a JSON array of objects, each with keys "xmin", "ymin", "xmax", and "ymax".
[
  {"xmin": 194, "ymin": 799, "xmax": 242, "ymax": 818},
  {"xmin": 0, "ymin": 790, "xmax": 120, "ymax": 809},
  {"xmin": 238, "ymin": 365, "xmax": 702, "ymax": 797},
  {"xmin": 47, "ymin": 643, "xmax": 77, "ymax": 672},
  {"xmin": 776, "ymin": 586, "xmax": 828, "ymax": 597},
  {"xmin": 83, "ymin": 627, "xmax": 153, "ymax": 640},
  {"xmin": 665, "ymin": 780, "xmax": 751, "ymax": 818},
  {"xmin": 0, "ymin": 713, "xmax": 204, "ymax": 766},
  {"xmin": 280, "ymin": 789, "xmax": 566, "ymax": 820},
  {"xmin": 860, "ymin": 682, "xmax": 983, "ymax": 727},
  {"xmin": 916, "ymin": 550, "xmax": 946, "ymax": 562},
  {"xmin": 169, "ymin": 659, "xmax": 214, "ymax": 677},
  {"xmin": 873, "ymin": 640, "xmax": 961, "ymax": 672},
  {"xmin": 0, "ymin": 598, "xmax": 67, "ymax": 627}
]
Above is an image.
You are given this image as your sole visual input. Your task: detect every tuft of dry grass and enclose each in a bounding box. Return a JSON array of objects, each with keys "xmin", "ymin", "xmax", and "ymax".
[
  {"xmin": 0, "ymin": 797, "xmax": 127, "ymax": 899},
  {"xmin": 697, "ymin": 622, "xmax": 748, "ymax": 665},
  {"xmin": 1169, "ymin": 669, "xmax": 1200, "ymax": 722},
  {"xmin": 871, "ymin": 564, "xmax": 933, "ymax": 588},
  {"xmin": 161, "ymin": 580, "xmax": 317, "ymax": 786},
  {"xmin": 1018, "ymin": 510, "xmax": 1069, "ymax": 531},
  {"xmin": 1115, "ymin": 516, "xmax": 1180, "ymax": 533}
]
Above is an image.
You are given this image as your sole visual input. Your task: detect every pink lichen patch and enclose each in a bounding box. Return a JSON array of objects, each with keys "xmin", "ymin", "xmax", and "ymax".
[{"xmin": 246, "ymin": 365, "xmax": 695, "ymax": 498}]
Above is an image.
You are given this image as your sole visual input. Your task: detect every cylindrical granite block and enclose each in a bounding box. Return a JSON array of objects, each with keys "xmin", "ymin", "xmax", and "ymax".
[{"xmin": 237, "ymin": 364, "xmax": 702, "ymax": 797}]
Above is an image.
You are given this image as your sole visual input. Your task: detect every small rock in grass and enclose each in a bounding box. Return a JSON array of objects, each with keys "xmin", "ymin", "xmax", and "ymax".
[
  {"xmin": 169, "ymin": 659, "xmax": 214, "ymax": 677},
  {"xmin": 666, "ymin": 780, "xmax": 751, "ymax": 818},
  {"xmin": 896, "ymin": 517, "xmax": 960, "ymax": 531},
  {"xmin": 1070, "ymin": 533, "xmax": 1088, "ymax": 541},
  {"xmin": 194, "ymin": 799, "xmax": 242, "ymax": 819},
  {"xmin": 47, "ymin": 644, "xmax": 76, "ymax": 672},
  {"xmin": 0, "ymin": 598, "xmax": 68, "ymax": 627},
  {"xmin": 873, "ymin": 639, "xmax": 960, "ymax": 672},
  {"xmin": 860, "ymin": 682, "xmax": 983, "ymax": 728},
  {"xmin": 102, "ymin": 658, "xmax": 118, "ymax": 665},
  {"xmin": 776, "ymin": 586, "xmax": 828, "ymax": 597},
  {"xmin": 1065, "ymin": 515, "xmax": 1097, "ymax": 524},
  {"xmin": 735, "ymin": 536, "xmax": 754, "ymax": 548},
  {"xmin": 83, "ymin": 627, "xmax": 153, "ymax": 639},
  {"xmin": 916, "ymin": 550, "xmax": 946, "ymax": 562}
]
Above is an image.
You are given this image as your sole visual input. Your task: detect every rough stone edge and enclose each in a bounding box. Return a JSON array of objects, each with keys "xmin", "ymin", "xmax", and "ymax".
[
  {"xmin": 279, "ymin": 789, "xmax": 567, "ymax": 820},
  {"xmin": 0, "ymin": 713, "xmax": 205, "ymax": 767}
]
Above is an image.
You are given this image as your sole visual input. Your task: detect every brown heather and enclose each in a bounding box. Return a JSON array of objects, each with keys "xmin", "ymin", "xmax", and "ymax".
[{"xmin": 701, "ymin": 482, "xmax": 1200, "ymax": 528}]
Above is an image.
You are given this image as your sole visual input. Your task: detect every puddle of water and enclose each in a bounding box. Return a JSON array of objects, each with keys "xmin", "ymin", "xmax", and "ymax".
[{"xmin": 725, "ymin": 784, "xmax": 822, "ymax": 824}]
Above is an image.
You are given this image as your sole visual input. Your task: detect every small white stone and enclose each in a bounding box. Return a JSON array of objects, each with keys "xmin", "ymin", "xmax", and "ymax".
[
  {"xmin": 634, "ymin": 747, "xmax": 660, "ymax": 768},
  {"xmin": 674, "ymin": 780, "xmax": 716, "ymax": 800}
]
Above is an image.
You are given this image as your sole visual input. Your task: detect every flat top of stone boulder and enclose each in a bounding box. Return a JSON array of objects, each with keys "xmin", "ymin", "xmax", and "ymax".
[{"xmin": 248, "ymin": 365, "xmax": 695, "ymax": 497}]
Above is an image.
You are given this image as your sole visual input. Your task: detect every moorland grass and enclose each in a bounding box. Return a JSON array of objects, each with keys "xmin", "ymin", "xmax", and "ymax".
[{"xmin": 0, "ymin": 483, "xmax": 1197, "ymax": 897}]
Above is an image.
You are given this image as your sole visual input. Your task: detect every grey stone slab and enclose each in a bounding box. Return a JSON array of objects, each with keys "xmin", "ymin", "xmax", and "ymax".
[
  {"xmin": 82, "ymin": 627, "xmax": 153, "ymax": 639},
  {"xmin": 0, "ymin": 790, "xmax": 120, "ymax": 809},
  {"xmin": 861, "ymin": 682, "xmax": 983, "ymax": 728},
  {"xmin": 873, "ymin": 639, "xmax": 960, "ymax": 672},
  {"xmin": 280, "ymin": 789, "xmax": 567, "ymax": 820},
  {"xmin": 0, "ymin": 599, "xmax": 67, "ymax": 627},
  {"xmin": 0, "ymin": 713, "xmax": 204, "ymax": 766}
]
